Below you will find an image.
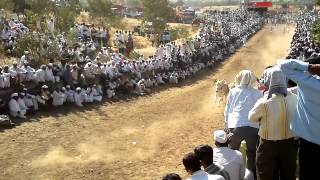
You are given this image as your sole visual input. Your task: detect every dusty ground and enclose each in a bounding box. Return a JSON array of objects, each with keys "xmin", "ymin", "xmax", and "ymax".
[{"xmin": 0, "ymin": 25, "xmax": 294, "ymax": 180}]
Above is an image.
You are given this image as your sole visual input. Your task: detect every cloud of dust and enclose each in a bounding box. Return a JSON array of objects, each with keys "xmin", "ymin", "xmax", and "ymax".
[
  {"xmin": 31, "ymin": 143, "xmax": 117, "ymax": 168},
  {"xmin": 216, "ymin": 24, "xmax": 294, "ymax": 82},
  {"xmin": 30, "ymin": 25, "xmax": 294, "ymax": 170},
  {"xmin": 31, "ymin": 109, "xmax": 206, "ymax": 168},
  {"xmin": 255, "ymin": 25, "xmax": 295, "ymax": 72}
]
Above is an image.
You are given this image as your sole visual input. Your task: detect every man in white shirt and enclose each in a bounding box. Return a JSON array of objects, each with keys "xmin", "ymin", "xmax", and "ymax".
[
  {"xmin": 224, "ymin": 70, "xmax": 262, "ymax": 177},
  {"xmin": 9, "ymin": 62, "xmax": 26, "ymax": 83},
  {"xmin": 36, "ymin": 65, "xmax": 46, "ymax": 83},
  {"xmin": 21, "ymin": 88, "xmax": 38, "ymax": 111},
  {"xmin": 213, "ymin": 130, "xmax": 247, "ymax": 180},
  {"xmin": 47, "ymin": 18, "xmax": 55, "ymax": 36},
  {"xmin": 71, "ymin": 65, "xmax": 79, "ymax": 85},
  {"xmin": 45, "ymin": 63, "xmax": 55, "ymax": 82},
  {"xmin": 1, "ymin": 66, "xmax": 11, "ymax": 88},
  {"xmin": 52, "ymin": 87, "xmax": 66, "ymax": 106},
  {"xmin": 21, "ymin": 63, "xmax": 35, "ymax": 82},
  {"xmin": 183, "ymin": 152, "xmax": 224, "ymax": 180},
  {"xmin": 9, "ymin": 93, "xmax": 26, "ymax": 119},
  {"xmin": 20, "ymin": 51, "xmax": 31, "ymax": 65},
  {"xmin": 18, "ymin": 93, "xmax": 28, "ymax": 113},
  {"xmin": 74, "ymin": 87, "xmax": 84, "ymax": 107},
  {"xmin": 65, "ymin": 85, "xmax": 75, "ymax": 103}
]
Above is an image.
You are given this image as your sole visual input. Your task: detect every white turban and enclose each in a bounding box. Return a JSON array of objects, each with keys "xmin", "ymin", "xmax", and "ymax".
[{"xmin": 235, "ymin": 70, "xmax": 257, "ymax": 88}]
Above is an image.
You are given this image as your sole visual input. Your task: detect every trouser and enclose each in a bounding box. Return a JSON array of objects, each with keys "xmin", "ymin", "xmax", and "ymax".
[
  {"xmin": 10, "ymin": 110, "xmax": 26, "ymax": 118},
  {"xmin": 299, "ymin": 138, "xmax": 320, "ymax": 180},
  {"xmin": 256, "ymin": 138, "xmax": 297, "ymax": 180},
  {"xmin": 229, "ymin": 126, "xmax": 259, "ymax": 178}
]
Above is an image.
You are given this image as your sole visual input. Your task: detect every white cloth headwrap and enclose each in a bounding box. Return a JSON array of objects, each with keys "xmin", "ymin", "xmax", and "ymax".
[
  {"xmin": 235, "ymin": 70, "xmax": 257, "ymax": 88},
  {"xmin": 267, "ymin": 67, "xmax": 288, "ymax": 99}
]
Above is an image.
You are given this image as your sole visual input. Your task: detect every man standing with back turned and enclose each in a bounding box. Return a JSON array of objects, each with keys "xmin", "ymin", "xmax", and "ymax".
[{"xmin": 278, "ymin": 57, "xmax": 320, "ymax": 180}]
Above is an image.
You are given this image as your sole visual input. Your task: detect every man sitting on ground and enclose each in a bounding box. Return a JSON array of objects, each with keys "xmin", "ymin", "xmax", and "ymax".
[
  {"xmin": 9, "ymin": 93, "xmax": 26, "ymax": 119},
  {"xmin": 213, "ymin": 130, "xmax": 253, "ymax": 180},
  {"xmin": 182, "ymin": 152, "xmax": 225, "ymax": 180},
  {"xmin": 194, "ymin": 144, "xmax": 230, "ymax": 180}
]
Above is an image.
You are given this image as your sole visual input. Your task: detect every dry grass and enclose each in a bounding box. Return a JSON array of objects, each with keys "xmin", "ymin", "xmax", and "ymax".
[{"xmin": 0, "ymin": 56, "xmax": 16, "ymax": 66}]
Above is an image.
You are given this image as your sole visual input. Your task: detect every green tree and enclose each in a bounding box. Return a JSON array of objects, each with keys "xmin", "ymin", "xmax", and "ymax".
[
  {"xmin": 24, "ymin": 0, "xmax": 54, "ymax": 30},
  {"xmin": 12, "ymin": 0, "xmax": 28, "ymax": 15},
  {"xmin": 312, "ymin": 19, "xmax": 320, "ymax": 43},
  {"xmin": 141, "ymin": 0, "xmax": 174, "ymax": 35},
  {"xmin": 25, "ymin": 0, "xmax": 54, "ymax": 16},
  {"xmin": 53, "ymin": 0, "xmax": 81, "ymax": 32},
  {"xmin": 0, "ymin": 0, "xmax": 14, "ymax": 11},
  {"xmin": 126, "ymin": 0, "xmax": 142, "ymax": 8},
  {"xmin": 172, "ymin": 0, "xmax": 185, "ymax": 7},
  {"xmin": 86, "ymin": 0, "xmax": 124, "ymax": 27},
  {"xmin": 87, "ymin": 0, "xmax": 112, "ymax": 19}
]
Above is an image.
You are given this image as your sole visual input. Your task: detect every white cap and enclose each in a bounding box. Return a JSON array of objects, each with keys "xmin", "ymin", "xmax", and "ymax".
[
  {"xmin": 11, "ymin": 93, "xmax": 19, "ymax": 98},
  {"xmin": 66, "ymin": 85, "xmax": 71, "ymax": 89},
  {"xmin": 42, "ymin": 85, "xmax": 49, "ymax": 89},
  {"xmin": 213, "ymin": 130, "xmax": 228, "ymax": 144},
  {"xmin": 76, "ymin": 87, "xmax": 81, "ymax": 91}
]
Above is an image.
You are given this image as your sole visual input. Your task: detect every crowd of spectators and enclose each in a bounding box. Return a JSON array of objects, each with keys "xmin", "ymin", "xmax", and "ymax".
[
  {"xmin": 162, "ymin": 11, "xmax": 320, "ymax": 180},
  {"xmin": 0, "ymin": 10, "xmax": 264, "ymax": 123}
]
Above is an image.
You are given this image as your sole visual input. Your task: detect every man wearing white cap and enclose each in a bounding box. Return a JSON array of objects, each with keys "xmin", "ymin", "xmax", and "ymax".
[
  {"xmin": 36, "ymin": 85, "xmax": 51, "ymax": 106},
  {"xmin": 9, "ymin": 93, "xmax": 26, "ymax": 119},
  {"xmin": 45, "ymin": 63, "xmax": 55, "ymax": 82},
  {"xmin": 1, "ymin": 66, "xmax": 11, "ymax": 88},
  {"xmin": 65, "ymin": 85, "xmax": 75, "ymax": 103},
  {"xmin": 22, "ymin": 88, "xmax": 38, "ymax": 111},
  {"xmin": 35, "ymin": 65, "xmax": 46, "ymax": 83},
  {"xmin": 9, "ymin": 62, "xmax": 26, "ymax": 83},
  {"xmin": 52, "ymin": 87, "xmax": 66, "ymax": 106},
  {"xmin": 21, "ymin": 63, "xmax": 36, "ymax": 82},
  {"xmin": 18, "ymin": 93, "xmax": 28, "ymax": 114},
  {"xmin": 213, "ymin": 130, "xmax": 252, "ymax": 180},
  {"xmin": 20, "ymin": 51, "xmax": 31, "ymax": 65},
  {"xmin": 47, "ymin": 18, "xmax": 55, "ymax": 36},
  {"xmin": 74, "ymin": 87, "xmax": 84, "ymax": 107}
]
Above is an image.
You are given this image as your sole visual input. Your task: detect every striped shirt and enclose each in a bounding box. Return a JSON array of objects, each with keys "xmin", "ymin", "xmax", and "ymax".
[
  {"xmin": 205, "ymin": 163, "xmax": 231, "ymax": 180},
  {"xmin": 248, "ymin": 92, "xmax": 297, "ymax": 140}
]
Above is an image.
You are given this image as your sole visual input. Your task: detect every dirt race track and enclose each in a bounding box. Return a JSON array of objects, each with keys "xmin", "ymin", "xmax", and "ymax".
[{"xmin": 0, "ymin": 25, "xmax": 294, "ymax": 180}]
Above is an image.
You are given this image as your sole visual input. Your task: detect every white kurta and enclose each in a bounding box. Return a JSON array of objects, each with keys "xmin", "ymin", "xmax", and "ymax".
[
  {"xmin": 9, "ymin": 99, "xmax": 26, "ymax": 118},
  {"xmin": 36, "ymin": 69, "xmax": 46, "ymax": 82},
  {"xmin": 66, "ymin": 90, "xmax": 75, "ymax": 103},
  {"xmin": 74, "ymin": 92, "xmax": 84, "ymax": 107},
  {"xmin": 23, "ymin": 94, "xmax": 38, "ymax": 110},
  {"xmin": 92, "ymin": 89, "xmax": 103, "ymax": 102},
  {"xmin": 106, "ymin": 89, "xmax": 115, "ymax": 99},
  {"xmin": 18, "ymin": 98, "xmax": 28, "ymax": 111},
  {"xmin": 52, "ymin": 91, "xmax": 66, "ymax": 106},
  {"xmin": 45, "ymin": 68, "xmax": 55, "ymax": 82}
]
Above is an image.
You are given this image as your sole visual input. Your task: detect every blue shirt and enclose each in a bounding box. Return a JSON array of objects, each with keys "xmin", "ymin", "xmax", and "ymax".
[{"xmin": 278, "ymin": 59, "xmax": 320, "ymax": 145}]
